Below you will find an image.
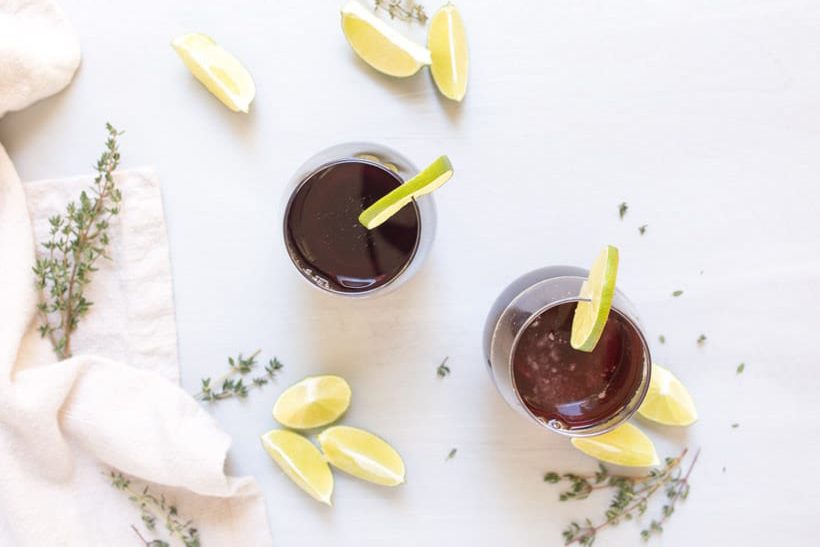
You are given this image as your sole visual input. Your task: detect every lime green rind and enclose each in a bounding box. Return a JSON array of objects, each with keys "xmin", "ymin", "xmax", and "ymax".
[{"xmin": 358, "ymin": 155, "xmax": 453, "ymax": 229}]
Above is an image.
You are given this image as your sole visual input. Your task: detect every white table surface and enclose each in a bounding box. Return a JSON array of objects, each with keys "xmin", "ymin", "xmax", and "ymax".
[{"xmin": 3, "ymin": 1, "xmax": 820, "ymax": 545}]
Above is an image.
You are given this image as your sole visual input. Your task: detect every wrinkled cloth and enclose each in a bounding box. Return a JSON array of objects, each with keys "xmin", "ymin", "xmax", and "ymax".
[
  {"xmin": 0, "ymin": 0, "xmax": 80, "ymax": 117},
  {"xmin": 0, "ymin": 1, "xmax": 273, "ymax": 545}
]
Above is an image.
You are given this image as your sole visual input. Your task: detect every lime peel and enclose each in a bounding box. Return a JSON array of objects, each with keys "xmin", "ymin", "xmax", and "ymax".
[{"xmin": 359, "ymin": 155, "xmax": 453, "ymax": 229}]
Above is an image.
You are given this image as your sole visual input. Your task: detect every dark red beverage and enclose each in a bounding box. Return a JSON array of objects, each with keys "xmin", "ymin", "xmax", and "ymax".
[
  {"xmin": 512, "ymin": 302, "xmax": 644, "ymax": 429},
  {"xmin": 284, "ymin": 160, "xmax": 420, "ymax": 293}
]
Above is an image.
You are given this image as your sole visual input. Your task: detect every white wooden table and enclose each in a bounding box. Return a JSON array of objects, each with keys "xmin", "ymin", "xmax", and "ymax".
[{"xmin": 3, "ymin": 1, "xmax": 819, "ymax": 544}]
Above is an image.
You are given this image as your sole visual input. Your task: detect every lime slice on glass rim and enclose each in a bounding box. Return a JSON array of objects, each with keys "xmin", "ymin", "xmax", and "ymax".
[
  {"xmin": 570, "ymin": 245, "xmax": 619, "ymax": 352},
  {"xmin": 358, "ymin": 155, "xmax": 453, "ymax": 229}
]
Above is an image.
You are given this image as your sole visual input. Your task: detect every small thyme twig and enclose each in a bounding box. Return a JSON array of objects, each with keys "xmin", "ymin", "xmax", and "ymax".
[
  {"xmin": 197, "ymin": 350, "xmax": 283, "ymax": 403},
  {"xmin": 109, "ymin": 471, "xmax": 200, "ymax": 547},
  {"xmin": 545, "ymin": 448, "xmax": 699, "ymax": 545},
  {"xmin": 33, "ymin": 123, "xmax": 123, "ymax": 359},
  {"xmin": 436, "ymin": 356, "xmax": 451, "ymax": 378},
  {"xmin": 373, "ymin": 0, "xmax": 428, "ymax": 23}
]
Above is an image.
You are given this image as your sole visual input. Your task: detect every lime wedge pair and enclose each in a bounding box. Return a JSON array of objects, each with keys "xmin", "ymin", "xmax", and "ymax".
[
  {"xmin": 341, "ymin": 1, "xmax": 469, "ymax": 101},
  {"xmin": 571, "ymin": 364, "xmax": 698, "ymax": 466},
  {"xmin": 261, "ymin": 425, "xmax": 405, "ymax": 505}
]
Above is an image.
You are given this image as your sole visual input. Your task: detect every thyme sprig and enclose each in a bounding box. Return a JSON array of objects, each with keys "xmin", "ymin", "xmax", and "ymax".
[
  {"xmin": 545, "ymin": 448, "xmax": 699, "ymax": 545},
  {"xmin": 197, "ymin": 350, "xmax": 283, "ymax": 403},
  {"xmin": 374, "ymin": 0, "xmax": 428, "ymax": 23},
  {"xmin": 109, "ymin": 471, "xmax": 200, "ymax": 547},
  {"xmin": 33, "ymin": 123, "xmax": 123, "ymax": 359}
]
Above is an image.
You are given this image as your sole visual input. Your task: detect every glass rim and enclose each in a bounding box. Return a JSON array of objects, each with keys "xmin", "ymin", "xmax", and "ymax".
[
  {"xmin": 282, "ymin": 156, "xmax": 423, "ymax": 298},
  {"xmin": 503, "ymin": 275, "xmax": 653, "ymax": 437}
]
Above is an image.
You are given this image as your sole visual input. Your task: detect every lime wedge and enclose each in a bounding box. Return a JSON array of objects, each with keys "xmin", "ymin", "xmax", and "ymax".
[
  {"xmin": 273, "ymin": 376, "xmax": 351, "ymax": 430},
  {"xmin": 571, "ymin": 423, "xmax": 660, "ymax": 467},
  {"xmin": 260, "ymin": 429, "xmax": 334, "ymax": 504},
  {"xmin": 428, "ymin": 4, "xmax": 469, "ymax": 101},
  {"xmin": 570, "ymin": 245, "xmax": 619, "ymax": 352},
  {"xmin": 638, "ymin": 364, "xmax": 698, "ymax": 426},
  {"xmin": 341, "ymin": 0, "xmax": 431, "ymax": 77},
  {"xmin": 359, "ymin": 155, "xmax": 453, "ymax": 229},
  {"xmin": 171, "ymin": 32, "xmax": 255, "ymax": 112},
  {"xmin": 318, "ymin": 426, "xmax": 405, "ymax": 486}
]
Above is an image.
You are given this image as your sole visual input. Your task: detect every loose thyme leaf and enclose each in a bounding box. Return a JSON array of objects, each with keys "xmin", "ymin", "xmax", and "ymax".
[
  {"xmin": 446, "ymin": 448, "xmax": 457, "ymax": 461},
  {"xmin": 618, "ymin": 202, "xmax": 628, "ymax": 220},
  {"xmin": 34, "ymin": 123, "xmax": 124, "ymax": 360},
  {"xmin": 697, "ymin": 334, "xmax": 707, "ymax": 346},
  {"xmin": 731, "ymin": 423, "xmax": 739, "ymax": 429},
  {"xmin": 638, "ymin": 224, "xmax": 648, "ymax": 236},
  {"xmin": 736, "ymin": 363, "xmax": 745, "ymax": 374},
  {"xmin": 659, "ymin": 335, "xmax": 666, "ymax": 344},
  {"xmin": 436, "ymin": 356, "xmax": 451, "ymax": 378},
  {"xmin": 672, "ymin": 290, "xmax": 683, "ymax": 297}
]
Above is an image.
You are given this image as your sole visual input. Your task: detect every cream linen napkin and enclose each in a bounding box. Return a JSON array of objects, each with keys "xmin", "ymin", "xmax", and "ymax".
[{"xmin": 0, "ymin": 1, "xmax": 274, "ymax": 545}]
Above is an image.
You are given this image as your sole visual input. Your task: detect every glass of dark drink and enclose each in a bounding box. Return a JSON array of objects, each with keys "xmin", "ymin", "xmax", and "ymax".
[
  {"xmin": 282, "ymin": 143, "xmax": 436, "ymax": 297},
  {"xmin": 483, "ymin": 266, "xmax": 652, "ymax": 437}
]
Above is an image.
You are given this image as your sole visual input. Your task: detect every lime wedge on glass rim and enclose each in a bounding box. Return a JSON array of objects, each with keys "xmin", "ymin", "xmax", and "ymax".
[
  {"xmin": 570, "ymin": 245, "xmax": 619, "ymax": 352},
  {"xmin": 358, "ymin": 155, "xmax": 453, "ymax": 229}
]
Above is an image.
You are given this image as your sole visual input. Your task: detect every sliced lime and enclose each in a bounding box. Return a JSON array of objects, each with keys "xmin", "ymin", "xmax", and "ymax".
[
  {"xmin": 318, "ymin": 426, "xmax": 406, "ymax": 486},
  {"xmin": 358, "ymin": 155, "xmax": 453, "ymax": 229},
  {"xmin": 637, "ymin": 364, "xmax": 698, "ymax": 426},
  {"xmin": 570, "ymin": 245, "xmax": 619, "ymax": 352},
  {"xmin": 570, "ymin": 422, "xmax": 659, "ymax": 467}
]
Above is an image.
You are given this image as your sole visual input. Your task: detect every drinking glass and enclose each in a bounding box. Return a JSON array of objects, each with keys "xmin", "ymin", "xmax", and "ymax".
[
  {"xmin": 483, "ymin": 266, "xmax": 652, "ymax": 437},
  {"xmin": 282, "ymin": 142, "xmax": 436, "ymax": 298}
]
